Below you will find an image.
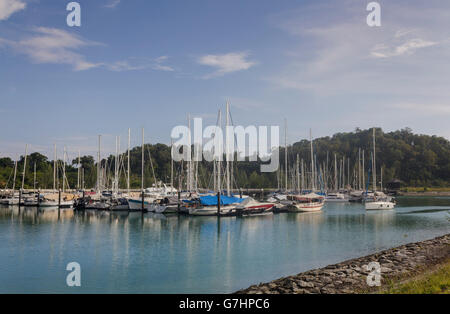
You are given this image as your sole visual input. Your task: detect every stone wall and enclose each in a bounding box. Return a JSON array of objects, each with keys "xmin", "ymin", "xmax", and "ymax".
[{"xmin": 236, "ymin": 234, "xmax": 450, "ymax": 294}]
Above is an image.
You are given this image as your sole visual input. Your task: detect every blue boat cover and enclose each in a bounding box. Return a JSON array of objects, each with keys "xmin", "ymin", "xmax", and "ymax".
[{"xmin": 199, "ymin": 195, "xmax": 244, "ymax": 206}]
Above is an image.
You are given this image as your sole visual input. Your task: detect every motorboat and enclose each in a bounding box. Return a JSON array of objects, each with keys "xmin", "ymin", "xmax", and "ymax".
[
  {"xmin": 282, "ymin": 193, "xmax": 325, "ymax": 212},
  {"xmin": 325, "ymin": 192, "xmax": 348, "ymax": 202}
]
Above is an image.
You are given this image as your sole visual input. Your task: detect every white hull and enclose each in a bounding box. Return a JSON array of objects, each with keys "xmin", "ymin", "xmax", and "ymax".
[
  {"xmin": 189, "ymin": 205, "xmax": 236, "ymax": 216},
  {"xmin": 151, "ymin": 204, "xmax": 178, "ymax": 214},
  {"xmin": 365, "ymin": 201, "xmax": 395, "ymax": 210},
  {"xmin": 288, "ymin": 202, "xmax": 324, "ymax": 212}
]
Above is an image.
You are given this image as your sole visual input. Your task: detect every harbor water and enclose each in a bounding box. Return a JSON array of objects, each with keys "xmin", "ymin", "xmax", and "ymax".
[{"xmin": 0, "ymin": 197, "xmax": 449, "ymax": 293}]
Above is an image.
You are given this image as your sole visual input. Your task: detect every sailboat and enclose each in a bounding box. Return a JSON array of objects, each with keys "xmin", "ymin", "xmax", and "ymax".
[
  {"xmin": 2, "ymin": 159, "xmax": 20, "ymax": 205},
  {"xmin": 365, "ymin": 128, "xmax": 395, "ymax": 210}
]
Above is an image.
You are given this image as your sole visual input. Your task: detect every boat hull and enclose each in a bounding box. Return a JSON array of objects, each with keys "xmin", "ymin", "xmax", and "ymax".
[
  {"xmin": 365, "ymin": 201, "xmax": 395, "ymax": 210},
  {"xmin": 287, "ymin": 202, "xmax": 324, "ymax": 212}
]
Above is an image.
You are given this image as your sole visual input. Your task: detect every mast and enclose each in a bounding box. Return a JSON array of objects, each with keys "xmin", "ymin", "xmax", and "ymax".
[
  {"xmin": 97, "ymin": 135, "xmax": 101, "ymax": 193},
  {"xmin": 77, "ymin": 150, "xmax": 81, "ymax": 190},
  {"xmin": 310, "ymin": 129, "xmax": 314, "ymax": 191},
  {"xmin": 296, "ymin": 154, "xmax": 300, "ymax": 193},
  {"xmin": 170, "ymin": 139, "xmax": 174, "ymax": 190},
  {"xmin": 347, "ymin": 157, "xmax": 350, "ymax": 190},
  {"xmin": 114, "ymin": 136, "xmax": 118, "ymax": 194},
  {"xmin": 141, "ymin": 128, "xmax": 145, "ymax": 192},
  {"xmin": 381, "ymin": 166, "xmax": 383, "ymax": 192},
  {"xmin": 33, "ymin": 162, "xmax": 36, "ymax": 191},
  {"xmin": 358, "ymin": 148, "xmax": 361, "ymax": 190},
  {"xmin": 301, "ymin": 159, "xmax": 305, "ymax": 193},
  {"xmin": 187, "ymin": 114, "xmax": 191, "ymax": 192},
  {"xmin": 217, "ymin": 110, "xmax": 222, "ymax": 192},
  {"xmin": 334, "ymin": 154, "xmax": 337, "ymax": 191},
  {"xmin": 372, "ymin": 128, "xmax": 376, "ymax": 192},
  {"xmin": 12, "ymin": 160, "xmax": 17, "ymax": 193},
  {"xmin": 343, "ymin": 156, "xmax": 345, "ymax": 189},
  {"xmin": 362, "ymin": 150, "xmax": 365, "ymax": 190},
  {"xmin": 53, "ymin": 144, "xmax": 56, "ymax": 191},
  {"xmin": 285, "ymin": 119, "xmax": 288, "ymax": 191},
  {"xmin": 226, "ymin": 102, "xmax": 231, "ymax": 196},
  {"xmin": 127, "ymin": 128, "xmax": 131, "ymax": 194},
  {"xmin": 21, "ymin": 144, "xmax": 28, "ymax": 191},
  {"xmin": 63, "ymin": 146, "xmax": 66, "ymax": 193}
]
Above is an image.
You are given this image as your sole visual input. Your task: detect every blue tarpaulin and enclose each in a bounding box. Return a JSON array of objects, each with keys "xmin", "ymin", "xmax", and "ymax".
[{"xmin": 199, "ymin": 195, "xmax": 244, "ymax": 206}]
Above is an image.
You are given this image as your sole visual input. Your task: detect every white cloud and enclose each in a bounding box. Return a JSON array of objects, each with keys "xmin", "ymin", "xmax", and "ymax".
[
  {"xmin": 0, "ymin": 27, "xmax": 101, "ymax": 71},
  {"xmin": 105, "ymin": 56, "xmax": 174, "ymax": 72},
  {"xmin": 104, "ymin": 0, "xmax": 120, "ymax": 9},
  {"xmin": 0, "ymin": 27, "xmax": 175, "ymax": 72},
  {"xmin": 371, "ymin": 38, "xmax": 437, "ymax": 58},
  {"xmin": 0, "ymin": 0, "xmax": 26, "ymax": 21},
  {"xmin": 197, "ymin": 52, "xmax": 256, "ymax": 78},
  {"xmin": 268, "ymin": 2, "xmax": 450, "ymax": 98}
]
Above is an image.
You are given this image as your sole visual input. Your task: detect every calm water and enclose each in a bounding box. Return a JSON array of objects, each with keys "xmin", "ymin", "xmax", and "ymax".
[{"xmin": 0, "ymin": 197, "xmax": 449, "ymax": 293}]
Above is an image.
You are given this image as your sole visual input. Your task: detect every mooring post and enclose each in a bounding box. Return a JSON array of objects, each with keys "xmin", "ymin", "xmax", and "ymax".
[
  {"xmin": 217, "ymin": 192, "xmax": 221, "ymax": 217},
  {"xmin": 58, "ymin": 189, "xmax": 61, "ymax": 208},
  {"xmin": 177, "ymin": 191, "xmax": 181, "ymax": 214},
  {"xmin": 239, "ymin": 188, "xmax": 242, "ymax": 199},
  {"xmin": 37, "ymin": 189, "xmax": 41, "ymax": 208},
  {"xmin": 141, "ymin": 189, "xmax": 145, "ymax": 212}
]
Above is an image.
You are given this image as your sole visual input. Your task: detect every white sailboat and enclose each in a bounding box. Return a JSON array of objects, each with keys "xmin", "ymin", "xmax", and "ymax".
[{"xmin": 365, "ymin": 128, "xmax": 395, "ymax": 210}]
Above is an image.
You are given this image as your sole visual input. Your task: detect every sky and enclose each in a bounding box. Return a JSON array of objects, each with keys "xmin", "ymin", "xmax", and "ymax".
[{"xmin": 1, "ymin": 0, "xmax": 450, "ymax": 161}]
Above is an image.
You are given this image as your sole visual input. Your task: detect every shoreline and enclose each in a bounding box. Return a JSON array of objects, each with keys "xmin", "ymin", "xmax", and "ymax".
[
  {"xmin": 236, "ymin": 234, "xmax": 450, "ymax": 294},
  {"xmin": 398, "ymin": 191, "xmax": 450, "ymax": 196}
]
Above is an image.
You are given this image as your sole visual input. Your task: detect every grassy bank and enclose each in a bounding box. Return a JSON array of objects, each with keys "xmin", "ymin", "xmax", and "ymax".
[
  {"xmin": 401, "ymin": 187, "xmax": 450, "ymax": 193},
  {"xmin": 382, "ymin": 260, "xmax": 450, "ymax": 294}
]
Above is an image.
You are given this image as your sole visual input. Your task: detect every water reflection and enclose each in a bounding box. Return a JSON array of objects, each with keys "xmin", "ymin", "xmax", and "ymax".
[{"xmin": 0, "ymin": 198, "xmax": 449, "ymax": 293}]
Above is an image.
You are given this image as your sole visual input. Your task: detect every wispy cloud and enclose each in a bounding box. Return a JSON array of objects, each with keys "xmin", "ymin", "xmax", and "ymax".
[
  {"xmin": 268, "ymin": 2, "xmax": 450, "ymax": 97},
  {"xmin": 0, "ymin": 27, "xmax": 175, "ymax": 72},
  {"xmin": 0, "ymin": 0, "xmax": 26, "ymax": 21},
  {"xmin": 0, "ymin": 27, "xmax": 101, "ymax": 71},
  {"xmin": 197, "ymin": 52, "xmax": 256, "ymax": 78},
  {"xmin": 371, "ymin": 38, "xmax": 437, "ymax": 58},
  {"xmin": 104, "ymin": 0, "xmax": 120, "ymax": 9},
  {"xmin": 104, "ymin": 56, "xmax": 174, "ymax": 72}
]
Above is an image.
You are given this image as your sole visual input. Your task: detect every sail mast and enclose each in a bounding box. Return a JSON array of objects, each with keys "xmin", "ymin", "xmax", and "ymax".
[
  {"xmin": 310, "ymin": 129, "xmax": 314, "ymax": 191},
  {"xmin": 53, "ymin": 144, "xmax": 56, "ymax": 191},
  {"xmin": 226, "ymin": 102, "xmax": 231, "ymax": 196},
  {"xmin": 372, "ymin": 128, "xmax": 376, "ymax": 192},
  {"xmin": 217, "ymin": 110, "xmax": 222, "ymax": 192},
  {"xmin": 63, "ymin": 146, "xmax": 66, "ymax": 193},
  {"xmin": 12, "ymin": 160, "xmax": 17, "ymax": 193},
  {"xmin": 127, "ymin": 128, "xmax": 131, "ymax": 194},
  {"xmin": 285, "ymin": 119, "xmax": 288, "ymax": 191},
  {"xmin": 33, "ymin": 162, "xmax": 36, "ymax": 191},
  {"xmin": 97, "ymin": 135, "xmax": 101, "ymax": 193},
  {"xmin": 141, "ymin": 128, "xmax": 144, "ymax": 192},
  {"xmin": 21, "ymin": 144, "xmax": 28, "ymax": 191},
  {"xmin": 170, "ymin": 139, "xmax": 174, "ymax": 190},
  {"xmin": 296, "ymin": 154, "xmax": 300, "ymax": 193}
]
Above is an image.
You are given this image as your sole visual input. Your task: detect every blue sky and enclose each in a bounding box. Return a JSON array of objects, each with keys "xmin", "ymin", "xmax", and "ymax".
[{"xmin": 1, "ymin": 0, "xmax": 450, "ymax": 160}]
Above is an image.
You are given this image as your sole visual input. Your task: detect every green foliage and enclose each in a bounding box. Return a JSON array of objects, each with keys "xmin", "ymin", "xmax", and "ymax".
[{"xmin": 0, "ymin": 127, "xmax": 449, "ymax": 189}]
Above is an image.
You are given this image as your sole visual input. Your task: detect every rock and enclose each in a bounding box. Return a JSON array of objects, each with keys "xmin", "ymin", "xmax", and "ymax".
[{"xmin": 298, "ymin": 280, "xmax": 315, "ymax": 288}]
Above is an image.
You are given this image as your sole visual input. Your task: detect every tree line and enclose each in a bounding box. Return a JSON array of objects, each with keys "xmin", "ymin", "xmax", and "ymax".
[{"xmin": 0, "ymin": 127, "xmax": 449, "ymax": 190}]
